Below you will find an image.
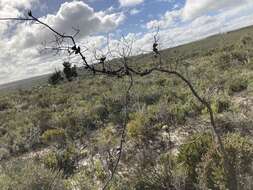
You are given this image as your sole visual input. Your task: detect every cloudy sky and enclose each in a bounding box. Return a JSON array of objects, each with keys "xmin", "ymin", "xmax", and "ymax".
[{"xmin": 0, "ymin": 0, "xmax": 253, "ymax": 84}]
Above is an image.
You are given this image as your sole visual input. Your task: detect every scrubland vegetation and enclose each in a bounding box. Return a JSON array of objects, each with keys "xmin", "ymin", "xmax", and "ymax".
[{"xmin": 0, "ymin": 26, "xmax": 253, "ymax": 190}]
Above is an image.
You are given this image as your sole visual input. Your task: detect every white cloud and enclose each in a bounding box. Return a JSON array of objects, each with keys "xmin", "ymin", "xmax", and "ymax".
[
  {"xmin": 0, "ymin": 0, "xmax": 37, "ymax": 12},
  {"xmin": 119, "ymin": 0, "xmax": 144, "ymax": 7},
  {"xmin": 130, "ymin": 8, "xmax": 140, "ymax": 15},
  {"xmin": 146, "ymin": 9, "xmax": 182, "ymax": 29},
  {"xmin": 183, "ymin": 0, "xmax": 252, "ymax": 20},
  {"xmin": 8, "ymin": 1, "xmax": 125, "ymax": 49},
  {"xmin": 0, "ymin": 1, "xmax": 125, "ymax": 84},
  {"xmin": 0, "ymin": 0, "xmax": 38, "ymax": 35},
  {"xmin": 142, "ymin": 2, "xmax": 253, "ymax": 51}
]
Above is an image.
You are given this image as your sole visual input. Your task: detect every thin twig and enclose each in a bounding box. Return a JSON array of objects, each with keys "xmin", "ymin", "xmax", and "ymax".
[
  {"xmin": 102, "ymin": 74, "xmax": 133, "ymax": 190},
  {"xmin": 0, "ymin": 18, "xmax": 34, "ymax": 21}
]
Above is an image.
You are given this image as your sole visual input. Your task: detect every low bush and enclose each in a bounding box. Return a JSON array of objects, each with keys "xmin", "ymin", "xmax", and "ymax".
[
  {"xmin": 63, "ymin": 62, "xmax": 78, "ymax": 81},
  {"xmin": 41, "ymin": 128, "xmax": 66, "ymax": 145},
  {"xmin": 231, "ymin": 50, "xmax": 249, "ymax": 64},
  {"xmin": 176, "ymin": 132, "xmax": 253, "ymax": 190},
  {"xmin": 95, "ymin": 124, "xmax": 118, "ymax": 152},
  {"xmin": 216, "ymin": 52, "xmax": 232, "ymax": 69},
  {"xmin": 240, "ymin": 35, "xmax": 253, "ymax": 48},
  {"xmin": 0, "ymin": 159, "xmax": 66, "ymax": 190},
  {"xmin": 0, "ymin": 98, "xmax": 13, "ymax": 111},
  {"xmin": 43, "ymin": 144, "xmax": 80, "ymax": 176},
  {"xmin": 197, "ymin": 133, "xmax": 253, "ymax": 190},
  {"xmin": 202, "ymin": 94, "xmax": 231, "ymax": 114},
  {"xmin": 177, "ymin": 133, "xmax": 213, "ymax": 189},
  {"xmin": 127, "ymin": 108, "xmax": 159, "ymax": 143},
  {"xmin": 228, "ymin": 76, "xmax": 248, "ymax": 94},
  {"xmin": 127, "ymin": 112, "xmax": 147, "ymax": 139},
  {"xmin": 91, "ymin": 103, "xmax": 109, "ymax": 121},
  {"xmin": 48, "ymin": 70, "xmax": 64, "ymax": 85}
]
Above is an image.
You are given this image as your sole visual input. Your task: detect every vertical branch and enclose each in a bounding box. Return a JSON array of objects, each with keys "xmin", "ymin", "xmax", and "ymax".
[{"xmin": 102, "ymin": 74, "xmax": 133, "ymax": 190}]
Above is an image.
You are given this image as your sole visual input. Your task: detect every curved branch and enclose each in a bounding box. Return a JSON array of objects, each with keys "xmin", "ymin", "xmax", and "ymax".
[{"xmin": 29, "ymin": 15, "xmax": 76, "ymax": 46}]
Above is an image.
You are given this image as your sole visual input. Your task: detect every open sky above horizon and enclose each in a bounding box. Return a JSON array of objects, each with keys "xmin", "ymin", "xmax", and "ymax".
[{"xmin": 0, "ymin": 0, "xmax": 253, "ymax": 84}]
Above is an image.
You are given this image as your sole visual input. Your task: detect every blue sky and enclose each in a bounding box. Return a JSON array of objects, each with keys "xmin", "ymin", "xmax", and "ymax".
[
  {"xmin": 0, "ymin": 0, "xmax": 253, "ymax": 84},
  {"xmin": 36, "ymin": 0, "xmax": 180, "ymax": 34}
]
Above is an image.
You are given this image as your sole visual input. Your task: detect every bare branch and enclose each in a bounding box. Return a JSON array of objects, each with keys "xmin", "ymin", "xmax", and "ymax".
[{"xmin": 102, "ymin": 74, "xmax": 133, "ymax": 190}]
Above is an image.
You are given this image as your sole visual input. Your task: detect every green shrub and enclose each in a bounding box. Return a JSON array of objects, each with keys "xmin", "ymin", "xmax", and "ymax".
[
  {"xmin": 140, "ymin": 91, "xmax": 161, "ymax": 105},
  {"xmin": 197, "ymin": 133, "xmax": 253, "ymax": 190},
  {"xmin": 216, "ymin": 50, "xmax": 248, "ymax": 69},
  {"xmin": 0, "ymin": 159, "xmax": 66, "ymax": 190},
  {"xmin": 94, "ymin": 159, "xmax": 107, "ymax": 181},
  {"xmin": 177, "ymin": 133, "xmax": 213, "ymax": 189},
  {"xmin": 48, "ymin": 70, "xmax": 64, "ymax": 85},
  {"xmin": 231, "ymin": 50, "xmax": 249, "ymax": 64},
  {"xmin": 65, "ymin": 168, "xmax": 100, "ymax": 190},
  {"xmin": 42, "ymin": 144, "xmax": 79, "ymax": 176},
  {"xmin": 127, "ymin": 109, "xmax": 158, "ymax": 142},
  {"xmin": 228, "ymin": 76, "xmax": 248, "ymax": 94},
  {"xmin": 106, "ymin": 96, "xmax": 125, "ymax": 124},
  {"xmin": 57, "ymin": 145, "xmax": 79, "ymax": 176},
  {"xmin": 240, "ymin": 35, "xmax": 253, "ymax": 47},
  {"xmin": 32, "ymin": 109, "xmax": 52, "ymax": 133},
  {"xmin": 127, "ymin": 153, "xmax": 185, "ymax": 190},
  {"xmin": 43, "ymin": 151, "xmax": 58, "ymax": 169},
  {"xmin": 91, "ymin": 103, "xmax": 109, "ymax": 121},
  {"xmin": 41, "ymin": 128, "xmax": 66, "ymax": 145},
  {"xmin": 95, "ymin": 124, "xmax": 118, "ymax": 152},
  {"xmin": 0, "ymin": 98, "xmax": 13, "ymax": 111},
  {"xmin": 35, "ymin": 91, "xmax": 52, "ymax": 108},
  {"xmin": 203, "ymin": 95, "xmax": 230, "ymax": 114},
  {"xmin": 165, "ymin": 100, "xmax": 196, "ymax": 124},
  {"xmin": 0, "ymin": 147, "xmax": 10, "ymax": 161},
  {"xmin": 0, "ymin": 127, "xmax": 7, "ymax": 137},
  {"xmin": 216, "ymin": 52, "xmax": 232, "ymax": 69},
  {"xmin": 127, "ymin": 112, "xmax": 147, "ymax": 139}
]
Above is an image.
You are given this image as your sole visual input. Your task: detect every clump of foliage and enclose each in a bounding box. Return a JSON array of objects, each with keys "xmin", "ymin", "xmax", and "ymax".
[
  {"xmin": 127, "ymin": 112, "xmax": 147, "ymax": 139},
  {"xmin": 63, "ymin": 62, "xmax": 78, "ymax": 81},
  {"xmin": 41, "ymin": 128, "xmax": 66, "ymax": 145},
  {"xmin": 0, "ymin": 97, "xmax": 13, "ymax": 111},
  {"xmin": 130, "ymin": 154, "xmax": 180, "ymax": 190},
  {"xmin": 176, "ymin": 133, "xmax": 253, "ymax": 190},
  {"xmin": 202, "ymin": 94, "xmax": 230, "ymax": 115},
  {"xmin": 216, "ymin": 49, "xmax": 249, "ymax": 69},
  {"xmin": 48, "ymin": 70, "xmax": 64, "ymax": 85},
  {"xmin": 216, "ymin": 52, "xmax": 232, "ymax": 69},
  {"xmin": 127, "ymin": 109, "xmax": 158, "ymax": 142},
  {"xmin": 228, "ymin": 76, "xmax": 248, "ymax": 94},
  {"xmin": 240, "ymin": 35, "xmax": 253, "ymax": 47},
  {"xmin": 177, "ymin": 133, "xmax": 213, "ymax": 189},
  {"xmin": 231, "ymin": 50, "xmax": 249, "ymax": 64},
  {"xmin": 0, "ymin": 159, "xmax": 67, "ymax": 190},
  {"xmin": 43, "ymin": 144, "xmax": 80, "ymax": 176},
  {"xmin": 94, "ymin": 124, "xmax": 118, "ymax": 152},
  {"xmin": 198, "ymin": 133, "xmax": 253, "ymax": 190}
]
